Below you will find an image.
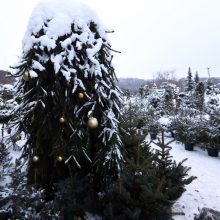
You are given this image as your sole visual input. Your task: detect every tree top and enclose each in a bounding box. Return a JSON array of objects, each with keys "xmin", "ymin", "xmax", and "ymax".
[{"xmin": 23, "ymin": 0, "xmax": 107, "ymax": 53}]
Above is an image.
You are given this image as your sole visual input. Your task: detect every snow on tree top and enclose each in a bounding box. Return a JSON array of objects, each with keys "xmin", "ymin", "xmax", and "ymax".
[{"xmin": 23, "ymin": 0, "xmax": 106, "ymax": 53}]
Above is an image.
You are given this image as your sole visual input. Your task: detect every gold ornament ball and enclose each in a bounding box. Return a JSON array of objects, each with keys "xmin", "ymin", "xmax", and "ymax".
[
  {"xmin": 87, "ymin": 117, "xmax": 98, "ymax": 129},
  {"xmin": 15, "ymin": 134, "xmax": 21, "ymax": 141},
  {"xmin": 57, "ymin": 156, "xmax": 63, "ymax": 162},
  {"xmin": 59, "ymin": 116, "xmax": 65, "ymax": 123},
  {"xmin": 22, "ymin": 71, "xmax": 29, "ymax": 81},
  {"xmin": 78, "ymin": 92, "xmax": 84, "ymax": 99},
  {"xmin": 33, "ymin": 156, "xmax": 39, "ymax": 162}
]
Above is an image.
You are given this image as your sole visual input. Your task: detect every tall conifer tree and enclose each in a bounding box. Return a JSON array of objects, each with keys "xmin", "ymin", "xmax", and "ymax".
[
  {"xmin": 195, "ymin": 82, "xmax": 205, "ymax": 111},
  {"xmin": 185, "ymin": 67, "xmax": 194, "ymax": 92},
  {"xmin": 8, "ymin": 0, "xmax": 123, "ymax": 196},
  {"xmin": 194, "ymin": 71, "xmax": 200, "ymax": 84}
]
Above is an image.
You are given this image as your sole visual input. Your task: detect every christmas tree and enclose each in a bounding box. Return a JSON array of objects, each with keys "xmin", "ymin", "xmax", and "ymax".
[{"xmin": 8, "ymin": 0, "xmax": 123, "ymax": 199}]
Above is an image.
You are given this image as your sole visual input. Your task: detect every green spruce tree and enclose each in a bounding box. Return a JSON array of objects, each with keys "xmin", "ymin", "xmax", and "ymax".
[
  {"xmin": 100, "ymin": 100, "xmax": 197, "ymax": 219},
  {"xmin": 183, "ymin": 67, "xmax": 195, "ymax": 110},
  {"xmin": 102, "ymin": 104, "xmax": 170, "ymax": 219},
  {"xmin": 194, "ymin": 71, "xmax": 200, "ymax": 84},
  {"xmin": 161, "ymin": 83, "xmax": 175, "ymax": 116},
  {"xmin": 153, "ymin": 131, "xmax": 196, "ymax": 201},
  {"xmin": 185, "ymin": 67, "xmax": 194, "ymax": 92},
  {"xmin": 194, "ymin": 82, "xmax": 205, "ymax": 111}
]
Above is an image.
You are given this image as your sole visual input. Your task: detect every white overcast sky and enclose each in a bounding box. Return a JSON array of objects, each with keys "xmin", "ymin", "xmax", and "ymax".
[{"xmin": 0, "ymin": 0, "xmax": 220, "ymax": 79}]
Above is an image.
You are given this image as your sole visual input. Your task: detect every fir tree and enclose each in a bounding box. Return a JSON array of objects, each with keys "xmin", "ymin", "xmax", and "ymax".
[
  {"xmin": 139, "ymin": 86, "xmax": 144, "ymax": 98},
  {"xmin": 0, "ymin": 143, "xmax": 11, "ymax": 193},
  {"xmin": 139, "ymin": 84, "xmax": 149, "ymax": 98},
  {"xmin": 194, "ymin": 71, "xmax": 200, "ymax": 84},
  {"xmin": 0, "ymin": 161, "xmax": 61, "ymax": 220},
  {"xmin": 185, "ymin": 67, "xmax": 194, "ymax": 92},
  {"xmin": 102, "ymin": 134, "xmax": 170, "ymax": 219},
  {"xmin": 0, "ymin": 84, "xmax": 15, "ymax": 125},
  {"xmin": 194, "ymin": 82, "xmax": 205, "ymax": 111},
  {"xmin": 161, "ymin": 83, "xmax": 175, "ymax": 116},
  {"xmin": 153, "ymin": 131, "xmax": 196, "ymax": 201},
  {"xmin": 100, "ymin": 127, "xmax": 196, "ymax": 219},
  {"xmin": 8, "ymin": 0, "xmax": 123, "ymax": 199},
  {"xmin": 148, "ymin": 83, "xmax": 163, "ymax": 111},
  {"xmin": 183, "ymin": 67, "xmax": 195, "ymax": 110}
]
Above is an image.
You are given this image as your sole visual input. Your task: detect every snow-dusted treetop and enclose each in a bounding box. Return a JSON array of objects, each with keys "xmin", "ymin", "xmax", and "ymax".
[{"xmin": 23, "ymin": 0, "xmax": 106, "ymax": 53}]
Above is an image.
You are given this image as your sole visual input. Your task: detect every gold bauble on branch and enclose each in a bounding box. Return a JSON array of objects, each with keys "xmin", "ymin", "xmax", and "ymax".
[
  {"xmin": 22, "ymin": 71, "xmax": 29, "ymax": 81},
  {"xmin": 78, "ymin": 92, "xmax": 84, "ymax": 99},
  {"xmin": 87, "ymin": 117, "xmax": 98, "ymax": 129},
  {"xmin": 15, "ymin": 134, "xmax": 21, "ymax": 141},
  {"xmin": 33, "ymin": 155, "xmax": 39, "ymax": 162},
  {"xmin": 59, "ymin": 116, "xmax": 65, "ymax": 123},
  {"xmin": 57, "ymin": 156, "xmax": 63, "ymax": 162}
]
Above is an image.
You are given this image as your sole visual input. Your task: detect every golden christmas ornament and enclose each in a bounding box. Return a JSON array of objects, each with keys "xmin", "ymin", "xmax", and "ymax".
[
  {"xmin": 59, "ymin": 116, "xmax": 65, "ymax": 123},
  {"xmin": 87, "ymin": 117, "xmax": 98, "ymax": 129},
  {"xmin": 15, "ymin": 134, "xmax": 21, "ymax": 141},
  {"xmin": 78, "ymin": 92, "xmax": 84, "ymax": 99},
  {"xmin": 57, "ymin": 156, "xmax": 63, "ymax": 162},
  {"xmin": 33, "ymin": 156, "xmax": 39, "ymax": 162},
  {"xmin": 22, "ymin": 71, "xmax": 29, "ymax": 81}
]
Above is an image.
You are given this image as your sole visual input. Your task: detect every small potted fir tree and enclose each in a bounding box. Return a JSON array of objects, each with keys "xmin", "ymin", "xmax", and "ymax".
[
  {"xmin": 174, "ymin": 117, "xmax": 197, "ymax": 151},
  {"xmin": 208, "ymin": 115, "xmax": 220, "ymax": 156},
  {"xmin": 146, "ymin": 120, "xmax": 161, "ymax": 140},
  {"xmin": 206, "ymin": 134, "xmax": 220, "ymax": 157},
  {"xmin": 201, "ymin": 119, "xmax": 220, "ymax": 157}
]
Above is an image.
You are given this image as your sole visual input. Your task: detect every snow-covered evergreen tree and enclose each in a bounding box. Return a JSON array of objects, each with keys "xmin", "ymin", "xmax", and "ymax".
[
  {"xmin": 206, "ymin": 80, "xmax": 212, "ymax": 96},
  {"xmin": 139, "ymin": 84, "xmax": 150, "ymax": 98},
  {"xmin": 8, "ymin": 0, "xmax": 122, "ymax": 198},
  {"xmin": 183, "ymin": 67, "xmax": 195, "ymax": 110},
  {"xmin": 185, "ymin": 67, "xmax": 194, "ymax": 92},
  {"xmin": 147, "ymin": 83, "xmax": 163, "ymax": 111},
  {"xmin": 160, "ymin": 82, "xmax": 177, "ymax": 116},
  {"xmin": 153, "ymin": 131, "xmax": 196, "ymax": 201},
  {"xmin": 194, "ymin": 71, "xmax": 200, "ymax": 84},
  {"xmin": 0, "ymin": 84, "xmax": 15, "ymax": 124},
  {"xmin": 194, "ymin": 81, "xmax": 205, "ymax": 112},
  {"xmin": 0, "ymin": 143, "xmax": 10, "ymax": 193}
]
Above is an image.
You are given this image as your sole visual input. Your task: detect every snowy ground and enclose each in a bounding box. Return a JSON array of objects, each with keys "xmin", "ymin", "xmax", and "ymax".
[{"xmin": 148, "ymin": 134, "xmax": 220, "ymax": 220}]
